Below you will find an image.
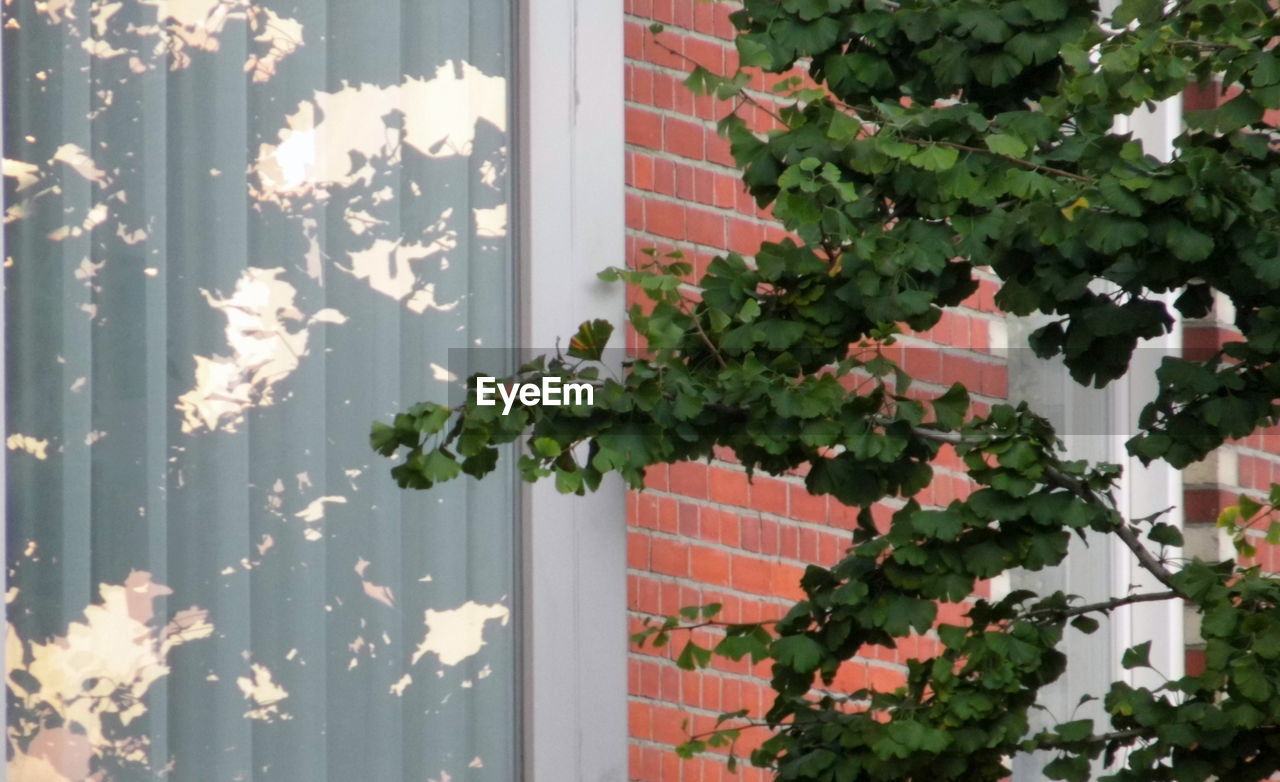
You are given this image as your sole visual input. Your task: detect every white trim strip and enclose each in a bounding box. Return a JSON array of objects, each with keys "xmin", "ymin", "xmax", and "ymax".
[{"xmin": 520, "ymin": 0, "xmax": 628, "ymax": 778}]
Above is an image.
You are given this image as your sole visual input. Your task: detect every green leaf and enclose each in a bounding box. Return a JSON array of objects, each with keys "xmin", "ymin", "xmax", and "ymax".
[
  {"xmin": 1232, "ymin": 657, "xmax": 1272, "ymax": 702},
  {"xmin": 1044, "ymin": 754, "xmax": 1089, "ymax": 782},
  {"xmin": 1147, "ymin": 522, "xmax": 1183, "ymax": 547},
  {"xmin": 1054, "ymin": 718, "xmax": 1093, "ymax": 743},
  {"xmin": 568, "ymin": 319, "xmax": 615, "ymax": 361},
  {"xmin": 1070, "ymin": 616, "xmax": 1099, "ymax": 634},
  {"xmin": 676, "ymin": 641, "xmax": 713, "ymax": 670},
  {"xmin": 930, "ymin": 385, "xmax": 972, "ymax": 432},
  {"xmin": 1023, "ymin": 0, "xmax": 1068, "ymax": 20},
  {"xmin": 1217, "ymin": 94, "xmax": 1264, "ymax": 133},
  {"xmin": 1165, "ymin": 223, "xmax": 1214, "ymax": 262},
  {"xmin": 911, "ymin": 509, "xmax": 964, "ymax": 540},
  {"xmin": 883, "ymin": 596, "xmax": 937, "ymax": 635},
  {"xmin": 772, "ymin": 635, "xmax": 824, "ymax": 673},
  {"xmin": 827, "ymin": 110, "xmax": 862, "ymax": 141},
  {"xmin": 421, "ymin": 450, "xmax": 462, "ymax": 483},
  {"xmin": 909, "ymin": 144, "xmax": 959, "ymax": 172},
  {"xmin": 554, "ymin": 466, "xmax": 583, "ymax": 494},
  {"xmin": 1121, "ymin": 641, "xmax": 1152, "ymax": 670},
  {"xmin": 985, "ymin": 133, "xmax": 1028, "ymax": 158},
  {"xmin": 532, "ymin": 437, "xmax": 561, "ymax": 459},
  {"xmin": 371, "ymin": 421, "xmax": 400, "ymax": 456}
]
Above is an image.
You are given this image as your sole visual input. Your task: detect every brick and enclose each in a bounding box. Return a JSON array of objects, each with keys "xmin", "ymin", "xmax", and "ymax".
[
  {"xmin": 728, "ymin": 218, "xmax": 764, "ymax": 255},
  {"xmin": 626, "ymin": 192, "xmax": 644, "ymax": 230},
  {"xmin": 678, "ymin": 502, "xmax": 700, "ymax": 538},
  {"xmin": 691, "ymin": 546, "xmax": 730, "ymax": 586},
  {"xmin": 789, "ymin": 485, "xmax": 827, "ymax": 524},
  {"xmin": 633, "ymin": 152, "xmax": 655, "ymax": 191},
  {"xmin": 692, "ymin": 167, "xmax": 714, "ymax": 205},
  {"xmin": 739, "ymin": 513, "xmax": 760, "ymax": 552},
  {"xmin": 718, "ymin": 510, "xmax": 741, "ymax": 549},
  {"xmin": 626, "ymin": 106, "xmax": 663, "ymax": 149},
  {"xmin": 707, "ymin": 132, "xmax": 735, "ymax": 167},
  {"xmin": 686, "ymin": 208, "xmax": 725, "ymax": 247},
  {"xmin": 645, "ymin": 160, "xmax": 672, "ymax": 198},
  {"xmin": 651, "ymin": 0, "xmax": 675, "ymax": 25},
  {"xmin": 636, "ymin": 492, "xmax": 659, "ymax": 530},
  {"xmin": 780, "ymin": 525, "xmax": 799, "ymax": 560},
  {"xmin": 669, "ymin": 461, "xmax": 708, "ymax": 498},
  {"xmin": 630, "ymin": 700, "xmax": 652, "ymax": 741},
  {"xmin": 730, "ymin": 554, "xmax": 773, "ymax": 595},
  {"xmin": 713, "ymin": 173, "xmax": 740, "ymax": 209},
  {"xmin": 628, "ymin": 531, "xmax": 651, "ymax": 570},
  {"xmin": 651, "ymin": 537, "xmax": 689, "ymax": 577},
  {"xmin": 658, "ymin": 497, "xmax": 679, "ymax": 533},
  {"xmin": 759, "ymin": 518, "xmax": 779, "ymax": 556},
  {"xmin": 637, "ymin": 576, "xmax": 662, "ymax": 615},
  {"xmin": 652, "ymin": 703, "xmax": 688, "ymax": 745},
  {"xmin": 646, "ymin": 198, "xmax": 686, "ymax": 240},
  {"xmin": 1184, "ymin": 489, "xmax": 1238, "ymax": 524},
  {"xmin": 749, "ymin": 477, "xmax": 787, "ymax": 516},
  {"xmin": 638, "ymin": 659, "xmax": 661, "ymax": 698},
  {"xmin": 708, "ymin": 466, "xmax": 749, "ymax": 506},
  {"xmin": 675, "ymin": 162, "xmax": 696, "ymax": 200}
]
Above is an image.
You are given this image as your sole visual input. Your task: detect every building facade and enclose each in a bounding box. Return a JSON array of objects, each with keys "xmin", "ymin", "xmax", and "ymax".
[{"xmin": 3, "ymin": 2, "xmax": 1272, "ymax": 781}]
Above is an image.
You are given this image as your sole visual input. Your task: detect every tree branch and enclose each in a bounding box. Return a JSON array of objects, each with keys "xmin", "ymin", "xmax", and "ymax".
[
  {"xmin": 893, "ymin": 136, "xmax": 1096, "ymax": 184},
  {"xmin": 1027, "ymin": 590, "xmax": 1180, "ymax": 620},
  {"xmin": 900, "ymin": 421, "xmax": 1189, "ymax": 597},
  {"xmin": 649, "ymin": 38, "xmax": 787, "ymax": 126},
  {"xmin": 1033, "ymin": 727, "xmax": 1149, "ymax": 751}
]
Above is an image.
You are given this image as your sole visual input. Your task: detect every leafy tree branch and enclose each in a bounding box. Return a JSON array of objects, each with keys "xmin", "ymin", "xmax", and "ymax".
[{"xmin": 379, "ymin": 0, "xmax": 1280, "ymax": 779}]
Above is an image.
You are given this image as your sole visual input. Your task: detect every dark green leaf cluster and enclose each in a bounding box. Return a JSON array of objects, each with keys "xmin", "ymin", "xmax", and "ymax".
[{"xmin": 725, "ymin": 0, "xmax": 1280, "ymax": 466}]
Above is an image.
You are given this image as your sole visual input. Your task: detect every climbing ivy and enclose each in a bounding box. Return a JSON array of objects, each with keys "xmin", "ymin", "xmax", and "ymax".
[{"xmin": 377, "ymin": 0, "xmax": 1280, "ymax": 779}]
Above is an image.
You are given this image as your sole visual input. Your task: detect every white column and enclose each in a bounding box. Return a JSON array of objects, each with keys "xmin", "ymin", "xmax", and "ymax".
[
  {"xmin": 1109, "ymin": 94, "xmax": 1185, "ymax": 696},
  {"xmin": 521, "ymin": 0, "xmax": 628, "ymax": 778}
]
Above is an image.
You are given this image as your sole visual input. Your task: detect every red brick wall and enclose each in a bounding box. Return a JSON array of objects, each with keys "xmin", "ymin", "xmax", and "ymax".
[{"xmin": 622, "ymin": 3, "xmax": 1008, "ymax": 779}]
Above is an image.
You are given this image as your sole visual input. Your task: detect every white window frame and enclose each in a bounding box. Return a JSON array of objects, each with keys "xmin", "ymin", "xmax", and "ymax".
[
  {"xmin": 518, "ymin": 0, "xmax": 628, "ymax": 779},
  {"xmin": 1009, "ymin": 95, "xmax": 1184, "ymax": 779}
]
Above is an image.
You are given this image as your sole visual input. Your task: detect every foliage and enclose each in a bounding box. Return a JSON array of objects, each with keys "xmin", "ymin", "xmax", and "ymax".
[{"xmin": 377, "ymin": 0, "xmax": 1280, "ymax": 779}]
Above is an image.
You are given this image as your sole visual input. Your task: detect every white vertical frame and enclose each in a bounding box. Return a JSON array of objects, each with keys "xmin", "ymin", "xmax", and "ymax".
[
  {"xmin": 1109, "ymin": 96, "xmax": 1185, "ymax": 695},
  {"xmin": 1009, "ymin": 93, "xmax": 1184, "ymax": 779},
  {"xmin": 519, "ymin": 0, "xmax": 627, "ymax": 779}
]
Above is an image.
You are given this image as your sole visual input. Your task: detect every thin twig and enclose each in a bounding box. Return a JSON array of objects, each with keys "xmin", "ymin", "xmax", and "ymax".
[
  {"xmin": 1040, "ymin": 465, "xmax": 1186, "ymax": 596},
  {"xmin": 653, "ymin": 28, "xmax": 1096, "ymax": 187},
  {"xmin": 1034, "ymin": 727, "xmax": 1148, "ymax": 750},
  {"xmin": 1027, "ymin": 590, "xmax": 1180, "ymax": 620},
  {"xmin": 893, "ymin": 136, "xmax": 1096, "ymax": 184},
  {"xmin": 650, "ymin": 37, "xmax": 787, "ymax": 126},
  {"xmin": 689, "ymin": 305, "xmax": 728, "ymax": 368},
  {"xmin": 899, "ymin": 421, "xmax": 1188, "ymax": 596}
]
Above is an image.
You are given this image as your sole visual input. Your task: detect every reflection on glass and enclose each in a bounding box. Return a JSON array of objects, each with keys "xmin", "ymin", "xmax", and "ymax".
[{"xmin": 5, "ymin": 1, "xmax": 517, "ymax": 779}]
